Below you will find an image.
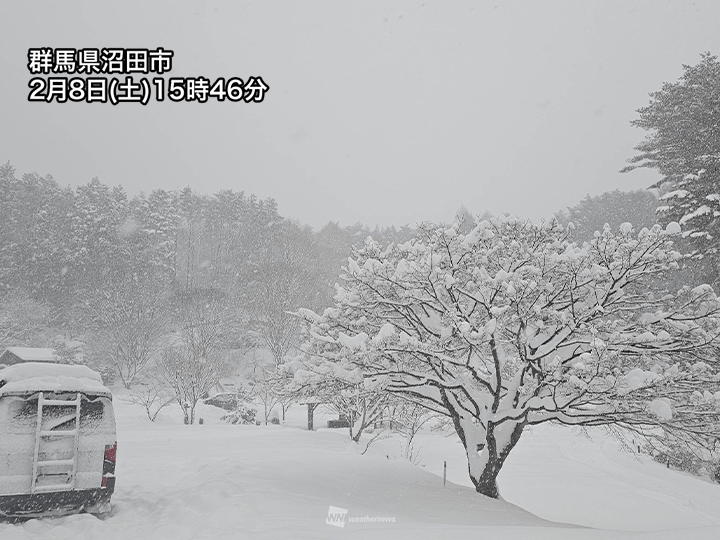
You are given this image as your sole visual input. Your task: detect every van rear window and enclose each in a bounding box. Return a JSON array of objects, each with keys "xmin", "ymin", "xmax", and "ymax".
[{"xmin": 11, "ymin": 393, "xmax": 105, "ymax": 430}]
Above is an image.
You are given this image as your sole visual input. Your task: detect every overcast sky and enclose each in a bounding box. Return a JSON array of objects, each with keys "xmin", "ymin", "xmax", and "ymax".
[{"xmin": 1, "ymin": 0, "xmax": 719, "ymax": 229}]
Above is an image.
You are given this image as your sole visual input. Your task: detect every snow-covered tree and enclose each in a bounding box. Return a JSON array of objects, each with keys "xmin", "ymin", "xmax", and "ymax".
[
  {"xmin": 157, "ymin": 345, "xmax": 232, "ymax": 425},
  {"xmin": 246, "ymin": 366, "xmax": 286, "ymax": 425},
  {"xmin": 88, "ymin": 279, "xmax": 169, "ymax": 388},
  {"xmin": 121, "ymin": 368, "xmax": 175, "ymax": 422},
  {"xmin": 256, "ymin": 366, "xmax": 303, "ymax": 422},
  {"xmin": 0, "ymin": 165, "xmax": 75, "ymax": 310},
  {"xmin": 170, "ymin": 287, "xmax": 246, "ymax": 358},
  {"xmin": 566, "ymin": 190, "xmax": 659, "ymax": 242},
  {"xmin": 623, "ymin": 53, "xmax": 720, "ymax": 278},
  {"xmin": 386, "ymin": 399, "xmax": 437, "ymax": 463},
  {"xmin": 130, "ymin": 188, "xmax": 181, "ymax": 283},
  {"xmin": 290, "ymin": 344, "xmax": 390, "ymax": 442},
  {"xmin": 0, "ymin": 290, "xmax": 49, "ymax": 350},
  {"xmin": 623, "ymin": 53, "xmax": 719, "ymax": 183},
  {"xmin": 68, "ymin": 178, "xmax": 130, "ymax": 296},
  {"xmin": 655, "ymin": 168, "xmax": 720, "ymax": 286},
  {"xmin": 300, "ymin": 216, "xmax": 720, "ymax": 498},
  {"xmin": 246, "ymin": 221, "xmax": 324, "ymax": 365}
]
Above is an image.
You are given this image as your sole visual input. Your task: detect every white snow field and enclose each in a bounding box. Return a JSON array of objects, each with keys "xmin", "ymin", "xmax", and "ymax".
[{"xmin": 2, "ymin": 393, "xmax": 720, "ymax": 540}]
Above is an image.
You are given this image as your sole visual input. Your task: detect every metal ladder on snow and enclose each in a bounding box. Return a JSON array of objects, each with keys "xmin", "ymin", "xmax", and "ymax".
[{"xmin": 31, "ymin": 392, "xmax": 82, "ymax": 494}]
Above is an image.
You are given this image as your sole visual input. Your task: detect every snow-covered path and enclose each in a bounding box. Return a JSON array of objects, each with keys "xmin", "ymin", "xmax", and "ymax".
[{"xmin": 2, "ymin": 397, "xmax": 720, "ymax": 539}]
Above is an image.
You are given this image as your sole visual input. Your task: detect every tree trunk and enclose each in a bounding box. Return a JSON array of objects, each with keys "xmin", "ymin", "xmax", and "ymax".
[
  {"xmin": 282, "ymin": 403, "xmax": 290, "ymax": 421},
  {"xmin": 349, "ymin": 409, "xmax": 367, "ymax": 443},
  {"xmin": 467, "ymin": 421, "xmax": 525, "ymax": 499},
  {"xmin": 472, "ymin": 457, "xmax": 503, "ymax": 499},
  {"xmin": 182, "ymin": 403, "xmax": 190, "ymax": 424},
  {"xmin": 447, "ymin": 398, "xmax": 526, "ymax": 500},
  {"xmin": 307, "ymin": 403, "xmax": 315, "ymax": 431}
]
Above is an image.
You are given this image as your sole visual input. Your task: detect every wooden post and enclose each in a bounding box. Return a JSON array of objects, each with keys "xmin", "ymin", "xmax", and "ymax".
[
  {"xmin": 307, "ymin": 403, "xmax": 315, "ymax": 431},
  {"xmin": 443, "ymin": 461, "xmax": 447, "ymax": 487}
]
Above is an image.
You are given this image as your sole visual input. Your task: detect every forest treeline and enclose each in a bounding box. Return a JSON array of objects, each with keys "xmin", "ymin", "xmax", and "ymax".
[{"xmin": 0, "ymin": 161, "xmax": 414, "ymax": 382}]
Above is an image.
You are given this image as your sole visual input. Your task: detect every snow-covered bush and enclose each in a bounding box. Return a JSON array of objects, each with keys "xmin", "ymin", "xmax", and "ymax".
[
  {"xmin": 652, "ymin": 446, "xmax": 707, "ymax": 475},
  {"xmin": 204, "ymin": 392, "xmax": 244, "ymax": 412},
  {"xmin": 221, "ymin": 405, "xmax": 258, "ymax": 425},
  {"xmin": 650, "ymin": 439, "xmax": 720, "ymax": 483},
  {"xmin": 298, "ymin": 216, "xmax": 720, "ymax": 498}
]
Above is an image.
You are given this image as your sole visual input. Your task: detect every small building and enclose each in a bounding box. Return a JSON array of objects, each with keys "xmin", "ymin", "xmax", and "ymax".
[{"xmin": 0, "ymin": 347, "xmax": 58, "ymax": 366}]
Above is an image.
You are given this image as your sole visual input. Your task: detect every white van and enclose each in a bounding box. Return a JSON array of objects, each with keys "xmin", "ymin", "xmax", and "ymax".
[{"xmin": 0, "ymin": 362, "xmax": 116, "ymax": 519}]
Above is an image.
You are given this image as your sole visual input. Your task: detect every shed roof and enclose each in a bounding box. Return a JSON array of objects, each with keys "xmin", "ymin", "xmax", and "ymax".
[{"xmin": 1, "ymin": 347, "xmax": 58, "ymax": 362}]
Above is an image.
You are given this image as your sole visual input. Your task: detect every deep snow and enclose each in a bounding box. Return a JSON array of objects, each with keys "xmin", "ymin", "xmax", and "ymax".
[{"xmin": 2, "ymin": 391, "xmax": 720, "ymax": 540}]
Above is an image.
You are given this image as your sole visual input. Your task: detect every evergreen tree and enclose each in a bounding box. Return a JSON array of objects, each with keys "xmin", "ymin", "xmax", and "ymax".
[
  {"xmin": 566, "ymin": 190, "xmax": 659, "ymax": 241},
  {"xmin": 623, "ymin": 53, "xmax": 720, "ymax": 280}
]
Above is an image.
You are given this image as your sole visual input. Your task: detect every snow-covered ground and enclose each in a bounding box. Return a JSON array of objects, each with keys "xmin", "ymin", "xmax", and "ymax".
[{"xmin": 2, "ymin": 391, "xmax": 720, "ymax": 540}]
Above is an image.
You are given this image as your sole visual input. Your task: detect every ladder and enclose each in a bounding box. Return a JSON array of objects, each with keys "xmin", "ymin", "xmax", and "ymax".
[{"xmin": 31, "ymin": 392, "xmax": 82, "ymax": 494}]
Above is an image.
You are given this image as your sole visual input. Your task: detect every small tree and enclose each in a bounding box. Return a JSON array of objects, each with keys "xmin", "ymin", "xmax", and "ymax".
[
  {"xmin": 387, "ymin": 400, "xmax": 437, "ymax": 463},
  {"xmin": 248, "ymin": 368, "xmax": 284, "ymax": 425},
  {"xmin": 301, "ymin": 216, "xmax": 720, "ymax": 498},
  {"xmin": 121, "ymin": 369, "xmax": 175, "ymax": 422},
  {"xmin": 270, "ymin": 367, "xmax": 302, "ymax": 422},
  {"xmin": 291, "ymin": 354, "xmax": 390, "ymax": 443},
  {"xmin": 157, "ymin": 346, "xmax": 232, "ymax": 425},
  {"xmin": 156, "ymin": 286, "xmax": 242, "ymax": 423}
]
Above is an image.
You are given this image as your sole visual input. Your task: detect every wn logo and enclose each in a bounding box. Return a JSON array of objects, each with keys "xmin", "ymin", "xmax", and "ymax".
[{"xmin": 326, "ymin": 506, "xmax": 348, "ymax": 528}]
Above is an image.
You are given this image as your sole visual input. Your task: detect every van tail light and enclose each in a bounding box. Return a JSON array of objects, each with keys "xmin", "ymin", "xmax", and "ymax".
[
  {"xmin": 104, "ymin": 443, "xmax": 117, "ymax": 463},
  {"xmin": 102, "ymin": 442, "xmax": 117, "ymax": 489}
]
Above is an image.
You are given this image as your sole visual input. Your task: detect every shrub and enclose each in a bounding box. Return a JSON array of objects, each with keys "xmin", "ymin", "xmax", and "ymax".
[
  {"xmin": 651, "ymin": 445, "xmax": 718, "ymax": 480},
  {"xmin": 221, "ymin": 405, "xmax": 258, "ymax": 425},
  {"xmin": 204, "ymin": 392, "xmax": 243, "ymax": 411},
  {"xmin": 712, "ymin": 462, "xmax": 720, "ymax": 484}
]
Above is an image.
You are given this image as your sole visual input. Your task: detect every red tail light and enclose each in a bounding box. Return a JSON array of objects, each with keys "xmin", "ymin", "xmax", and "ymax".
[
  {"xmin": 104, "ymin": 442, "xmax": 117, "ymax": 462},
  {"xmin": 102, "ymin": 442, "xmax": 117, "ymax": 488}
]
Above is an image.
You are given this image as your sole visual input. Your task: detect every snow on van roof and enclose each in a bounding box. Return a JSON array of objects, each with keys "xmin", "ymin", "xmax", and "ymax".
[{"xmin": 0, "ymin": 362, "xmax": 111, "ymax": 398}]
